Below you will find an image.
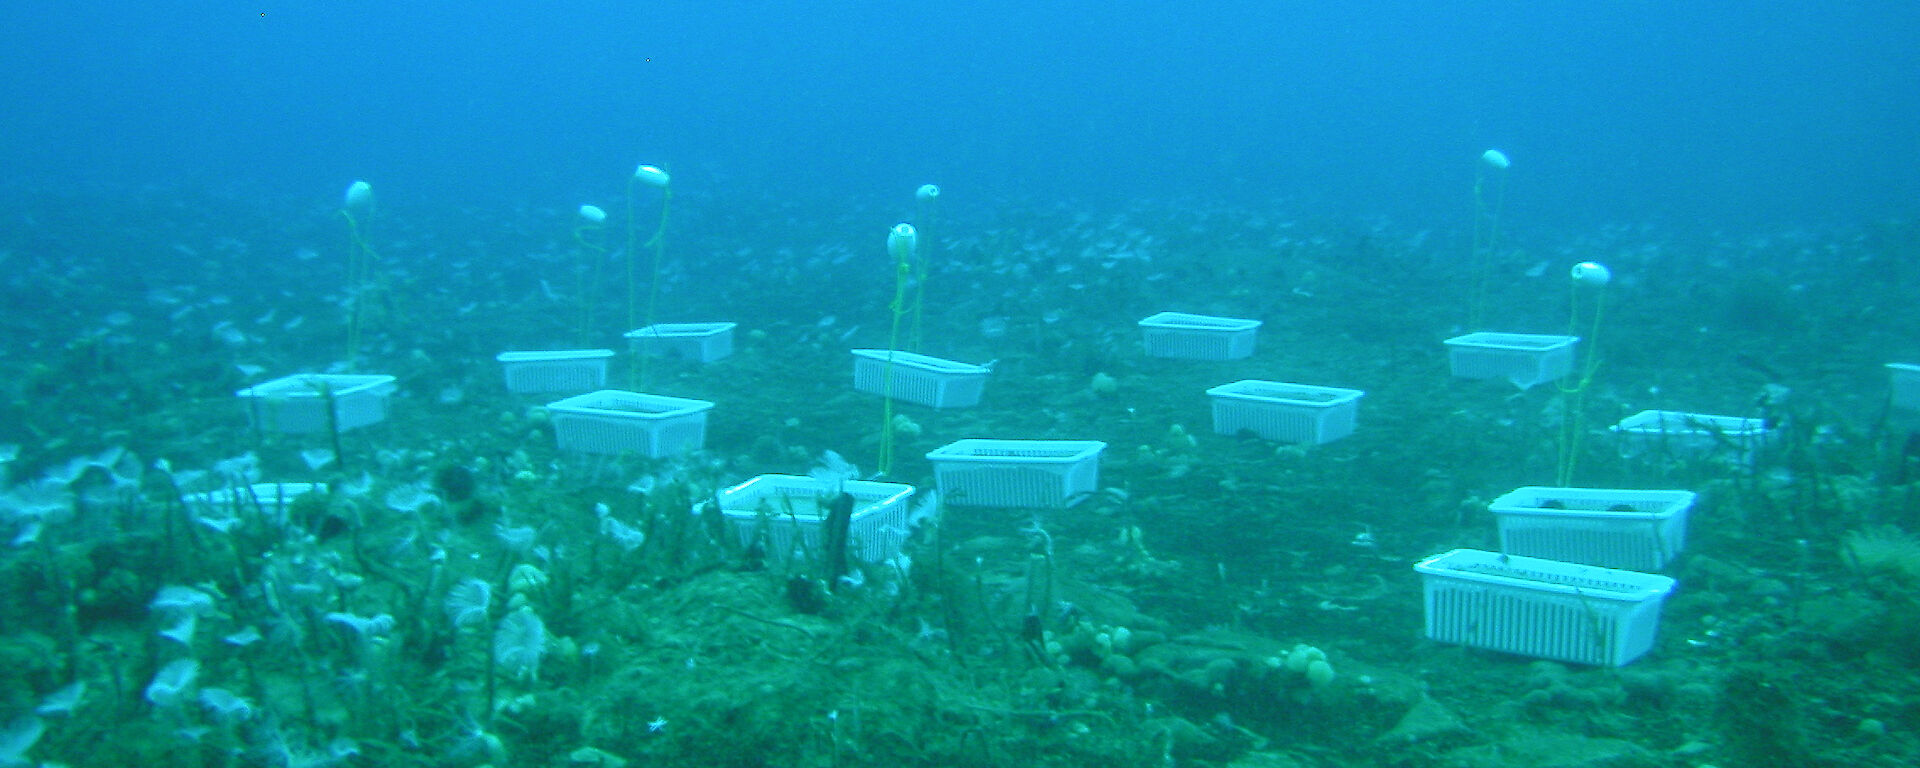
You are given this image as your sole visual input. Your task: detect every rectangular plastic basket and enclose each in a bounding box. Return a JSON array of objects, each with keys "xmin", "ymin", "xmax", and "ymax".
[
  {"xmin": 1610, "ymin": 410, "xmax": 1773, "ymax": 465},
  {"xmin": 237, "ymin": 374, "xmax": 397, "ymax": 434},
  {"xmin": 717, "ymin": 475, "xmax": 916, "ymax": 563},
  {"xmin": 1415, "ymin": 548, "xmax": 1676, "ymax": 667},
  {"xmin": 1442, "ymin": 332, "xmax": 1579, "ymax": 390},
  {"xmin": 1138, "ymin": 312, "xmax": 1261, "ymax": 360},
  {"xmin": 496, "ymin": 349, "xmax": 614, "ymax": 394},
  {"xmin": 625, "ymin": 322, "xmax": 737, "ymax": 363},
  {"xmin": 1205, "ymin": 380, "xmax": 1364, "ymax": 444},
  {"xmin": 1489, "ymin": 487, "xmax": 1696, "ymax": 571},
  {"xmin": 187, "ymin": 483, "xmax": 327, "ymax": 528},
  {"xmin": 925, "ymin": 439, "xmax": 1106, "ymax": 508},
  {"xmin": 851, "ymin": 349, "xmax": 990, "ymax": 409},
  {"xmin": 545, "ymin": 390, "xmax": 713, "ymax": 457},
  {"xmin": 1889, "ymin": 363, "xmax": 1920, "ymax": 412}
]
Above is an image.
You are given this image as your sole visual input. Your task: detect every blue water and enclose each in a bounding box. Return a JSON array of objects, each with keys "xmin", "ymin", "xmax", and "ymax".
[{"xmin": 4, "ymin": 1, "xmax": 1915, "ymax": 226}]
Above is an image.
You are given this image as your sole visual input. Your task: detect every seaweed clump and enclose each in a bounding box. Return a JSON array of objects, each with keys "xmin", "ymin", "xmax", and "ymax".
[{"xmin": 1717, "ymin": 665, "xmax": 1814, "ymax": 767}]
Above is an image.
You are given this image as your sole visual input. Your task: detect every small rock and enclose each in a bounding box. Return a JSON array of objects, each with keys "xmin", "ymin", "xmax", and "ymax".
[
  {"xmin": 1377, "ymin": 694, "xmax": 1468, "ymax": 745},
  {"xmin": 568, "ymin": 746, "xmax": 628, "ymax": 768}
]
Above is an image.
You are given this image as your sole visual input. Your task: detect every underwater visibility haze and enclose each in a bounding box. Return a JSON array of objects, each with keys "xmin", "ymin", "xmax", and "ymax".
[{"xmin": 2, "ymin": 2, "xmax": 1920, "ymax": 767}]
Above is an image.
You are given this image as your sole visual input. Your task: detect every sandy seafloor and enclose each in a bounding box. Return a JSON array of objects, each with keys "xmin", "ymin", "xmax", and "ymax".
[{"xmin": 3, "ymin": 183, "xmax": 1919, "ymax": 768}]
